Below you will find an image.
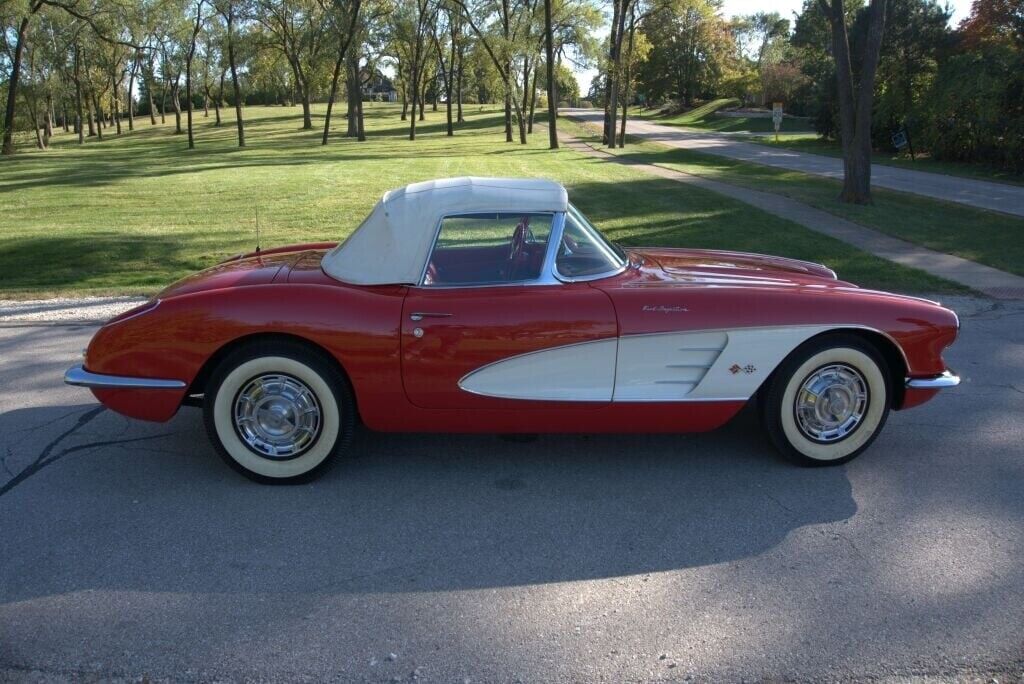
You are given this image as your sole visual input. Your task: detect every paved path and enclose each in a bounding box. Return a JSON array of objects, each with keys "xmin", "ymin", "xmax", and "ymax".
[
  {"xmin": 558, "ymin": 132, "xmax": 1024, "ymax": 299},
  {"xmin": 563, "ymin": 109, "xmax": 1024, "ymax": 218},
  {"xmin": 1, "ymin": 299, "xmax": 1022, "ymax": 682}
]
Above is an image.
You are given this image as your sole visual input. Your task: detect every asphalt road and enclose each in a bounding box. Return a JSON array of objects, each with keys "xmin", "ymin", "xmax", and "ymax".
[
  {"xmin": 563, "ymin": 109, "xmax": 1024, "ymax": 218},
  {"xmin": 1, "ymin": 296, "xmax": 1023, "ymax": 683}
]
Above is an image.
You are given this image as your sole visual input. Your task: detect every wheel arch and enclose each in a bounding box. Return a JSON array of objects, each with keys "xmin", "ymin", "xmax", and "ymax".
[
  {"xmin": 756, "ymin": 327, "xmax": 908, "ymax": 409},
  {"xmin": 185, "ymin": 332, "xmax": 360, "ymax": 421}
]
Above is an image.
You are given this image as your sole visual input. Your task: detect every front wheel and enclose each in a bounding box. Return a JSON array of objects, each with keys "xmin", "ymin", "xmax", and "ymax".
[
  {"xmin": 761, "ymin": 334, "xmax": 891, "ymax": 466},
  {"xmin": 203, "ymin": 341, "xmax": 355, "ymax": 483}
]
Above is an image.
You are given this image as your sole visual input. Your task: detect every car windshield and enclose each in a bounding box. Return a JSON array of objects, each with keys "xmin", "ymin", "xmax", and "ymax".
[{"xmin": 556, "ymin": 204, "xmax": 628, "ymax": 279}]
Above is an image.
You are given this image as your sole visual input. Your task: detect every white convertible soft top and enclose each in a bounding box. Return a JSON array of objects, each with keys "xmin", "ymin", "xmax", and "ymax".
[{"xmin": 321, "ymin": 177, "xmax": 569, "ymax": 285}]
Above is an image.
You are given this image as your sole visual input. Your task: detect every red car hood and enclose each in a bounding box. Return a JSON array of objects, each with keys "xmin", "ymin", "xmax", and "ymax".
[
  {"xmin": 156, "ymin": 242, "xmax": 337, "ymax": 300},
  {"xmin": 629, "ymin": 247, "xmax": 849, "ymax": 287}
]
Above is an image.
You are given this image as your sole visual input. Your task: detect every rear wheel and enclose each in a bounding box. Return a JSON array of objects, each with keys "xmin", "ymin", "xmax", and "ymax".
[
  {"xmin": 761, "ymin": 334, "xmax": 890, "ymax": 466},
  {"xmin": 203, "ymin": 341, "xmax": 355, "ymax": 483}
]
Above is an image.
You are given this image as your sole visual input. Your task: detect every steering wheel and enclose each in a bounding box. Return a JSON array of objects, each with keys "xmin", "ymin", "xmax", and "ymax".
[{"xmin": 507, "ymin": 217, "xmax": 531, "ymax": 280}]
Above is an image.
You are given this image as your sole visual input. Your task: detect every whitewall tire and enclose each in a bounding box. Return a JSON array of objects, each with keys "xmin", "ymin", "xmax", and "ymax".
[
  {"xmin": 203, "ymin": 341, "xmax": 355, "ymax": 483},
  {"xmin": 762, "ymin": 334, "xmax": 891, "ymax": 466}
]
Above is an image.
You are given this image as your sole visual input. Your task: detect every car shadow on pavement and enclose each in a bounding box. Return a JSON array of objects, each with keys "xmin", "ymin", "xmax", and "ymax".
[{"xmin": 0, "ymin": 402, "xmax": 856, "ymax": 601}]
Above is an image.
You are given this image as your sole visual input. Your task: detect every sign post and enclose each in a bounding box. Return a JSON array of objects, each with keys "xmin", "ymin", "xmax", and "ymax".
[{"xmin": 772, "ymin": 102, "xmax": 783, "ymax": 143}]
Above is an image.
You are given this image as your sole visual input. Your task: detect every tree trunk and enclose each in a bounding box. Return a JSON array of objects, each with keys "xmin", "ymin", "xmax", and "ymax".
[
  {"xmin": 445, "ymin": 71, "xmax": 453, "ymax": 136},
  {"xmin": 214, "ymin": 73, "xmax": 223, "ymax": 126},
  {"xmin": 171, "ymin": 78, "xmax": 182, "ymax": 134},
  {"xmin": 2, "ymin": 17, "xmax": 31, "ymax": 155},
  {"xmin": 148, "ymin": 78, "xmax": 158, "ymax": 125},
  {"xmin": 528, "ymin": 66, "xmax": 537, "ymax": 134},
  {"xmin": 127, "ymin": 55, "xmax": 138, "ymax": 131},
  {"xmin": 324, "ymin": 46, "xmax": 347, "ymax": 144},
  {"xmin": 544, "ymin": 0, "xmax": 558, "ymax": 149},
  {"xmin": 92, "ymin": 92, "xmax": 104, "ymax": 139},
  {"xmin": 87, "ymin": 97, "xmax": 96, "ymax": 137},
  {"xmin": 456, "ymin": 54, "xmax": 464, "ymax": 122},
  {"xmin": 603, "ymin": 0, "xmax": 621, "ymax": 147},
  {"xmin": 521, "ymin": 60, "xmax": 530, "ymax": 136},
  {"xmin": 504, "ymin": 92, "xmax": 513, "ymax": 142},
  {"xmin": 186, "ymin": 68, "xmax": 195, "ymax": 148},
  {"xmin": 300, "ymin": 85, "xmax": 313, "ymax": 129},
  {"xmin": 821, "ymin": 0, "xmax": 886, "ymax": 204},
  {"xmin": 112, "ymin": 74, "xmax": 122, "ymax": 135},
  {"xmin": 409, "ymin": 64, "xmax": 419, "ymax": 140},
  {"xmin": 418, "ymin": 77, "xmax": 426, "ymax": 120},
  {"xmin": 226, "ymin": 12, "xmax": 245, "ymax": 147},
  {"xmin": 356, "ymin": 90, "xmax": 365, "ymax": 141},
  {"xmin": 45, "ymin": 94, "xmax": 54, "ymax": 141}
]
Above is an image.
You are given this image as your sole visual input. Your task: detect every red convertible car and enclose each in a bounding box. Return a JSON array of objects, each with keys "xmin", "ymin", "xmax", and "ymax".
[{"xmin": 66, "ymin": 177, "xmax": 960, "ymax": 483}]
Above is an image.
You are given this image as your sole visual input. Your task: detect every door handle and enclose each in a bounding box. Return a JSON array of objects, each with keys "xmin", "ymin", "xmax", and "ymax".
[{"xmin": 410, "ymin": 312, "xmax": 453, "ymax": 321}]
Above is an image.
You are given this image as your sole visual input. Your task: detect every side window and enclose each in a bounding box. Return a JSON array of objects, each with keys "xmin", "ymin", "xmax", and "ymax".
[{"xmin": 424, "ymin": 212, "xmax": 553, "ymax": 286}]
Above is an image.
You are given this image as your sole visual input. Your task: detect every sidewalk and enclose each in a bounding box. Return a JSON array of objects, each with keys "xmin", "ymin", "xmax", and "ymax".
[
  {"xmin": 562, "ymin": 109, "xmax": 1024, "ymax": 218},
  {"xmin": 557, "ymin": 131, "xmax": 1024, "ymax": 299}
]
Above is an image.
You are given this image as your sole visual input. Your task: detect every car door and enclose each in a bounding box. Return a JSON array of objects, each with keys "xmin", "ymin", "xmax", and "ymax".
[{"xmin": 400, "ymin": 211, "xmax": 618, "ymax": 409}]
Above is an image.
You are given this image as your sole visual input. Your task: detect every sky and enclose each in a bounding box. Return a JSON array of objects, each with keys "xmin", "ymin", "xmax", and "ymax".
[{"xmin": 572, "ymin": 0, "xmax": 976, "ymax": 93}]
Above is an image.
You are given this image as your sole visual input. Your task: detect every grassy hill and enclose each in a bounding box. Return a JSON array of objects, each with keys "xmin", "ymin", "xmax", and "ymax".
[{"xmin": 640, "ymin": 98, "xmax": 816, "ymax": 134}]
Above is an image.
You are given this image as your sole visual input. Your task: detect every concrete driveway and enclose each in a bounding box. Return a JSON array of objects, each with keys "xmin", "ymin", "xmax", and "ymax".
[
  {"xmin": 1, "ymin": 297, "xmax": 1022, "ymax": 682},
  {"xmin": 563, "ymin": 109, "xmax": 1024, "ymax": 218}
]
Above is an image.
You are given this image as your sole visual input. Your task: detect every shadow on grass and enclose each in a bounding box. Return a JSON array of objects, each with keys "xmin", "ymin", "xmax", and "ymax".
[{"xmin": 0, "ymin": 233, "xmax": 207, "ymax": 294}]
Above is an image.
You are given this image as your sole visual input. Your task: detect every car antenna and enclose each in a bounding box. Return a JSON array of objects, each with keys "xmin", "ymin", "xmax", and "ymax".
[{"xmin": 254, "ymin": 204, "xmax": 261, "ymax": 257}]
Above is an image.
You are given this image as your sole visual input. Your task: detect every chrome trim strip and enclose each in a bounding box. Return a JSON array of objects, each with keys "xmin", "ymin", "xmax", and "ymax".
[
  {"xmin": 64, "ymin": 364, "xmax": 187, "ymax": 390},
  {"xmin": 103, "ymin": 299, "xmax": 160, "ymax": 326},
  {"xmin": 905, "ymin": 370, "xmax": 960, "ymax": 390}
]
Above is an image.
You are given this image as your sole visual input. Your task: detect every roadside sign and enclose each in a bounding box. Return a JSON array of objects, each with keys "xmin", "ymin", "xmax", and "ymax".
[
  {"xmin": 891, "ymin": 130, "xmax": 908, "ymax": 149},
  {"xmin": 772, "ymin": 102, "xmax": 783, "ymax": 141}
]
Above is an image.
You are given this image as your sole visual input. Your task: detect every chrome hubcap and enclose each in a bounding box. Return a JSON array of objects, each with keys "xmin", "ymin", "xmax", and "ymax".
[
  {"xmin": 233, "ymin": 374, "xmax": 321, "ymax": 459},
  {"xmin": 794, "ymin": 364, "xmax": 869, "ymax": 443}
]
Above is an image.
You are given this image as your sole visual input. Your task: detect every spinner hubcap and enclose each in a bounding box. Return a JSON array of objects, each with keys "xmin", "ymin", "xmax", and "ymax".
[
  {"xmin": 233, "ymin": 373, "xmax": 322, "ymax": 459},
  {"xmin": 794, "ymin": 364, "xmax": 869, "ymax": 443}
]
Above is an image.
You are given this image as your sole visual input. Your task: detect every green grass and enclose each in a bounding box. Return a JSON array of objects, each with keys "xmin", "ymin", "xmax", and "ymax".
[
  {"xmin": 562, "ymin": 117, "xmax": 1024, "ymax": 280},
  {"xmin": 750, "ymin": 133, "xmax": 1024, "ymax": 187},
  {"xmin": 638, "ymin": 98, "xmax": 816, "ymax": 134},
  {"xmin": 0, "ymin": 104, "xmax": 963, "ymax": 297}
]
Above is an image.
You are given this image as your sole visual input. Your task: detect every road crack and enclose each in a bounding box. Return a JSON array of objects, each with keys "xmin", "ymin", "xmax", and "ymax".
[{"xmin": 0, "ymin": 407, "xmax": 174, "ymax": 498}]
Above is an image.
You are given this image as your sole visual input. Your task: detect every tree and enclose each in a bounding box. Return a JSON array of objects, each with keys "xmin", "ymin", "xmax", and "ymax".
[
  {"xmin": 817, "ymin": 0, "xmax": 887, "ymax": 203},
  {"xmin": 319, "ymin": 0, "xmax": 363, "ymax": 144},
  {"xmin": 212, "ymin": 0, "xmax": 247, "ymax": 145},
  {"xmin": 542, "ymin": 0, "xmax": 556, "ymax": 147},
  {"xmin": 2, "ymin": 0, "xmax": 142, "ymax": 154},
  {"xmin": 184, "ymin": 0, "xmax": 207, "ymax": 149},
  {"xmin": 255, "ymin": 0, "xmax": 331, "ymax": 130}
]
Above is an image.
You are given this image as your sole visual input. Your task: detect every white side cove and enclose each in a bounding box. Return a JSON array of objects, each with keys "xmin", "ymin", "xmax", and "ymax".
[
  {"xmin": 458, "ymin": 338, "xmax": 617, "ymax": 401},
  {"xmin": 458, "ymin": 325, "xmax": 841, "ymax": 402}
]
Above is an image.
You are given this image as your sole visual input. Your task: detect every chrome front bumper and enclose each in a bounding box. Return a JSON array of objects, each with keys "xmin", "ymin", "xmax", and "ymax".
[
  {"xmin": 64, "ymin": 364, "xmax": 187, "ymax": 390},
  {"xmin": 905, "ymin": 370, "xmax": 961, "ymax": 390}
]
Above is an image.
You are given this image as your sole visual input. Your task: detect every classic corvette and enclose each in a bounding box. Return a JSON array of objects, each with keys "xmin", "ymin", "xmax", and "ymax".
[{"xmin": 65, "ymin": 177, "xmax": 960, "ymax": 483}]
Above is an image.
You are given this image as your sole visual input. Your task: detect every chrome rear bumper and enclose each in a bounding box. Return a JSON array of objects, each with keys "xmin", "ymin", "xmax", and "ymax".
[
  {"xmin": 905, "ymin": 370, "xmax": 960, "ymax": 390},
  {"xmin": 64, "ymin": 365, "xmax": 187, "ymax": 390}
]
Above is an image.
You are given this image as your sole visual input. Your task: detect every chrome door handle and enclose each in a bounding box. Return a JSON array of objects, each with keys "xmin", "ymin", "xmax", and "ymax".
[{"xmin": 410, "ymin": 312, "xmax": 453, "ymax": 321}]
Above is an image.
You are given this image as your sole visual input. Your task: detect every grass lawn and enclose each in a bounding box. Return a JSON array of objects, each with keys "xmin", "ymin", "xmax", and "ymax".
[
  {"xmin": 561, "ymin": 117, "xmax": 1024, "ymax": 279},
  {"xmin": 0, "ymin": 104, "xmax": 962, "ymax": 297},
  {"xmin": 637, "ymin": 98, "xmax": 816, "ymax": 135}
]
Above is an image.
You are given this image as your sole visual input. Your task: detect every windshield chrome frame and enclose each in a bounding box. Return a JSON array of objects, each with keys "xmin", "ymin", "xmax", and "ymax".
[{"xmin": 552, "ymin": 204, "xmax": 629, "ymax": 283}]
